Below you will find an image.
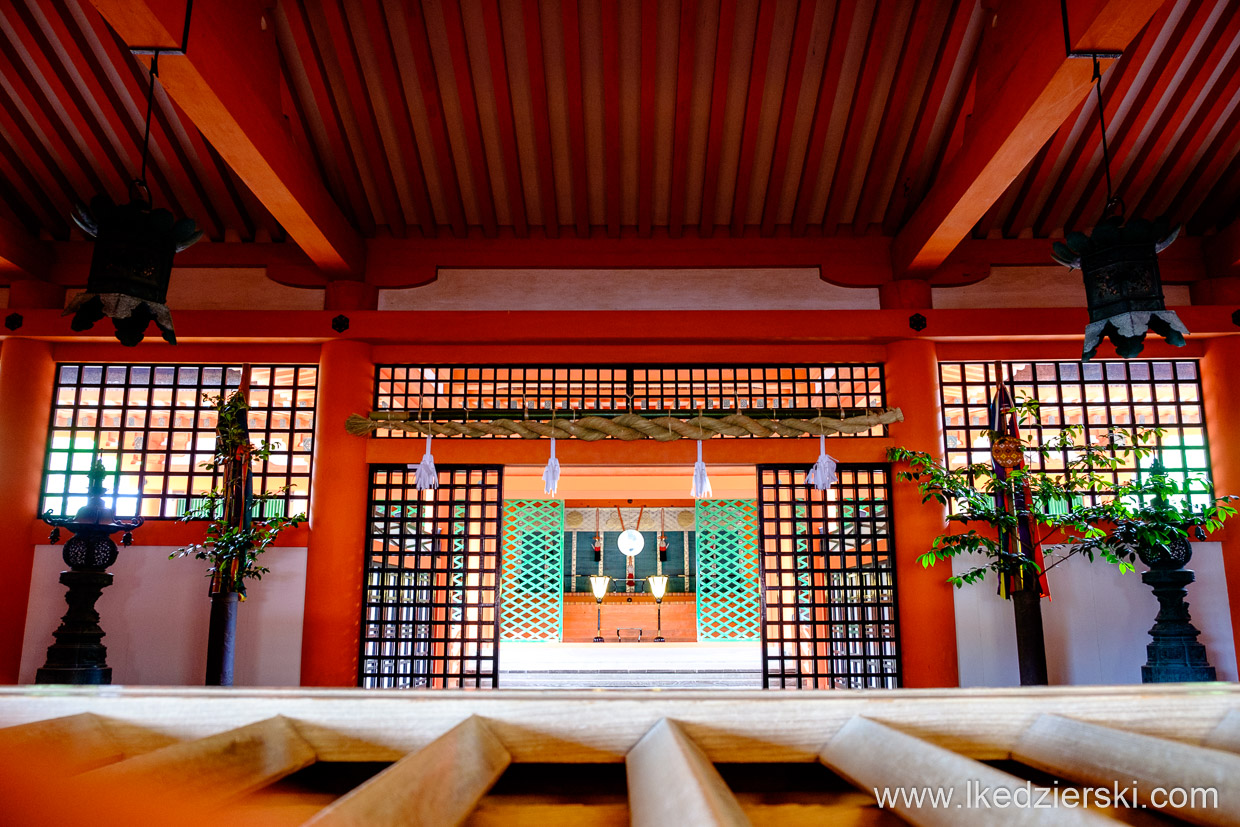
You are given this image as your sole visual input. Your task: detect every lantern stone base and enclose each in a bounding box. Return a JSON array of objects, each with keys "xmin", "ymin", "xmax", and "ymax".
[
  {"xmin": 35, "ymin": 570, "xmax": 114, "ymax": 685},
  {"xmin": 1141, "ymin": 567, "xmax": 1216, "ymax": 683}
]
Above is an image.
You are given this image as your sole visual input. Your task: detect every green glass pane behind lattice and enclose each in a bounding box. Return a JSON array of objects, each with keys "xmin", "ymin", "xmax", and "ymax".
[
  {"xmin": 695, "ymin": 499, "xmax": 761, "ymax": 641},
  {"xmin": 501, "ymin": 500, "xmax": 565, "ymax": 641}
]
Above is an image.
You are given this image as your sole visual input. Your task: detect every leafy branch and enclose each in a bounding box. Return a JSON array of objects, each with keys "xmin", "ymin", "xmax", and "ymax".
[
  {"xmin": 888, "ymin": 398, "xmax": 1235, "ymax": 588},
  {"xmin": 169, "ymin": 391, "xmax": 306, "ymax": 596}
]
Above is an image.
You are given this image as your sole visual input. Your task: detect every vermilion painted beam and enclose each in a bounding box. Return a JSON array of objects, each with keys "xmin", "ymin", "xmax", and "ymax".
[
  {"xmin": 439, "ymin": 0, "xmax": 499, "ymax": 238},
  {"xmin": 698, "ymin": 0, "xmax": 738, "ymax": 237},
  {"xmin": 27, "ymin": 232, "xmax": 1208, "ymax": 290},
  {"xmin": 727, "ymin": 0, "xmax": 778, "ymax": 237},
  {"xmin": 0, "ymin": 215, "xmax": 49, "ymax": 279},
  {"xmin": 389, "ymin": 0, "xmax": 468, "ymax": 237},
  {"xmin": 87, "ymin": 0, "xmax": 364, "ymax": 277},
  {"xmin": 791, "ymin": 0, "xmax": 861, "ymax": 236},
  {"xmin": 521, "ymin": 0, "xmax": 561, "ymax": 236},
  {"xmin": 666, "ymin": 0, "xmax": 698, "ymax": 238},
  {"xmin": 601, "ymin": 0, "xmax": 622, "ymax": 238},
  {"xmin": 637, "ymin": 0, "xmax": 658, "ymax": 237},
  {"xmin": 480, "ymin": 0, "xmax": 528, "ymax": 237},
  {"xmin": 560, "ymin": 0, "xmax": 592, "ymax": 237},
  {"xmin": 891, "ymin": 0, "xmax": 1165, "ymax": 277},
  {"xmin": 4, "ymin": 305, "xmax": 1236, "ymax": 346},
  {"xmin": 759, "ymin": 0, "xmax": 822, "ymax": 237},
  {"xmin": 1205, "ymin": 219, "xmax": 1240, "ymax": 273}
]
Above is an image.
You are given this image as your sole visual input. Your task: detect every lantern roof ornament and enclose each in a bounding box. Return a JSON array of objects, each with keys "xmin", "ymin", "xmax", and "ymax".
[{"xmin": 43, "ymin": 458, "xmax": 144, "ymax": 545}]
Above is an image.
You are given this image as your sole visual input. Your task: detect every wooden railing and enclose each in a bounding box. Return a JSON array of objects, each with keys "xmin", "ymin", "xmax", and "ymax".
[{"xmin": 1, "ymin": 684, "xmax": 1238, "ymax": 825}]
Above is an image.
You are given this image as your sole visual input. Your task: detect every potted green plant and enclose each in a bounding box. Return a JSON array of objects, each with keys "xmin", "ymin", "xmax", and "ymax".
[
  {"xmin": 889, "ymin": 398, "xmax": 1234, "ymax": 684},
  {"xmin": 170, "ymin": 391, "xmax": 305, "ymax": 686}
]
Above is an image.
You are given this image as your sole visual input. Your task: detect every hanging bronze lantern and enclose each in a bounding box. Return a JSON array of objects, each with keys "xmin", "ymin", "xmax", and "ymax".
[
  {"xmin": 64, "ymin": 47, "xmax": 202, "ymax": 347},
  {"xmin": 1052, "ymin": 216, "xmax": 1186, "ymax": 360},
  {"xmin": 66, "ymin": 183, "xmax": 201, "ymax": 346}
]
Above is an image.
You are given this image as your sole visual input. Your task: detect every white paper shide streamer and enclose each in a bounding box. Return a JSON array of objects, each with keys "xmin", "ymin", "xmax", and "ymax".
[
  {"xmin": 542, "ymin": 437, "xmax": 561, "ymax": 495},
  {"xmin": 691, "ymin": 440, "xmax": 713, "ymax": 498},
  {"xmin": 806, "ymin": 434, "xmax": 838, "ymax": 491},
  {"xmin": 414, "ymin": 434, "xmax": 439, "ymax": 490}
]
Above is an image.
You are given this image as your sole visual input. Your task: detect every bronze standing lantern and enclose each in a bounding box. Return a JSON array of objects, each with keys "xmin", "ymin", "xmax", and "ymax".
[{"xmin": 38, "ymin": 459, "xmax": 142, "ymax": 685}]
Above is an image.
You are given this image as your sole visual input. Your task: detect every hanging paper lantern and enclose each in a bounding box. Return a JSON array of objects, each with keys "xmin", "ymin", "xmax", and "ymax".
[
  {"xmin": 67, "ymin": 186, "xmax": 202, "ymax": 346},
  {"xmin": 1051, "ymin": 215, "xmax": 1186, "ymax": 360}
]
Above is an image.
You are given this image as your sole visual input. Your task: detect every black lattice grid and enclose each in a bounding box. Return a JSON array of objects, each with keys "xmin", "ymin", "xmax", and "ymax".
[
  {"xmin": 361, "ymin": 465, "xmax": 503, "ymax": 689},
  {"xmin": 373, "ymin": 364, "xmax": 886, "ymax": 437},
  {"xmin": 939, "ymin": 360, "xmax": 1212, "ymax": 507},
  {"xmin": 756, "ymin": 465, "xmax": 900, "ymax": 690},
  {"xmin": 42, "ymin": 364, "xmax": 316, "ymax": 519}
]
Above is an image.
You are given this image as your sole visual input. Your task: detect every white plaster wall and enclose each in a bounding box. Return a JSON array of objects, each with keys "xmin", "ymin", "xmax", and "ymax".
[
  {"xmin": 953, "ymin": 542, "xmax": 1236, "ymax": 686},
  {"xmin": 166, "ymin": 268, "xmax": 325, "ymax": 310},
  {"xmin": 379, "ymin": 268, "xmax": 882, "ymax": 311},
  {"xmin": 933, "ymin": 266, "xmax": 1192, "ymax": 309},
  {"xmin": 19, "ymin": 544, "xmax": 307, "ymax": 686}
]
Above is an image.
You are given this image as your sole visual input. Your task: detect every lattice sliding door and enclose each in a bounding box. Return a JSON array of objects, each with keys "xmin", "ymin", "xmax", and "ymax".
[
  {"xmin": 756, "ymin": 465, "xmax": 899, "ymax": 689},
  {"xmin": 695, "ymin": 499, "xmax": 761, "ymax": 642},
  {"xmin": 360, "ymin": 465, "xmax": 503, "ymax": 688},
  {"xmin": 501, "ymin": 500, "xmax": 565, "ymax": 642}
]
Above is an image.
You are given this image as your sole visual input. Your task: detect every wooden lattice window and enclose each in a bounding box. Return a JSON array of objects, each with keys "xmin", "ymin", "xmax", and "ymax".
[
  {"xmin": 361, "ymin": 465, "xmax": 503, "ymax": 688},
  {"xmin": 372, "ymin": 364, "xmax": 886, "ymax": 438},
  {"xmin": 500, "ymin": 500, "xmax": 564, "ymax": 642},
  {"xmin": 42, "ymin": 364, "xmax": 316, "ymax": 519},
  {"xmin": 939, "ymin": 360, "xmax": 1212, "ymax": 506},
  {"xmin": 756, "ymin": 465, "xmax": 899, "ymax": 689}
]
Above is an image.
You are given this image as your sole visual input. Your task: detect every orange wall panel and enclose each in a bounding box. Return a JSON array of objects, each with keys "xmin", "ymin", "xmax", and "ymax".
[{"xmin": 563, "ymin": 594, "xmax": 697, "ymax": 642}]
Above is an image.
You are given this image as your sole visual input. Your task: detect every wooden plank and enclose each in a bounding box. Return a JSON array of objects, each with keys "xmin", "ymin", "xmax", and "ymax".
[
  {"xmin": 1013, "ymin": 714, "xmax": 1240, "ymax": 827},
  {"xmin": 627, "ymin": 718, "xmax": 750, "ymax": 826},
  {"xmin": 305, "ymin": 715, "xmax": 510, "ymax": 827},
  {"xmin": 77, "ymin": 715, "xmax": 317, "ymax": 808},
  {"xmin": 820, "ymin": 716, "xmax": 1107, "ymax": 826},
  {"xmin": 1204, "ymin": 708, "xmax": 1240, "ymax": 754},
  {"xmin": 0, "ymin": 712, "xmax": 123, "ymax": 774},
  {"xmin": 1, "ymin": 685, "xmax": 1239, "ymax": 765}
]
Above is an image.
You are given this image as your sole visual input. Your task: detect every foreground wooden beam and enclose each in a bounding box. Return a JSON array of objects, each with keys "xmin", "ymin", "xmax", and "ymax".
[
  {"xmin": 819, "ymin": 716, "xmax": 1106, "ymax": 826},
  {"xmin": 0, "ymin": 713, "xmax": 124, "ymax": 775},
  {"xmin": 305, "ymin": 716, "xmax": 510, "ymax": 827},
  {"xmin": 1013, "ymin": 714, "xmax": 1240, "ymax": 826},
  {"xmin": 626, "ymin": 718, "xmax": 750, "ymax": 827},
  {"xmin": 76, "ymin": 715, "xmax": 316, "ymax": 808},
  {"xmin": 87, "ymin": 0, "xmax": 364, "ymax": 278},
  {"xmin": 892, "ymin": 0, "xmax": 1166, "ymax": 277},
  {"xmin": 1204, "ymin": 709, "xmax": 1240, "ymax": 754},
  {"xmin": 1, "ymin": 685, "xmax": 1238, "ymax": 764}
]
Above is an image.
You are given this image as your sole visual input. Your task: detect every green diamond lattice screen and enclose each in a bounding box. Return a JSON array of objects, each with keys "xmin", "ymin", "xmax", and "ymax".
[
  {"xmin": 501, "ymin": 500, "xmax": 565, "ymax": 642},
  {"xmin": 695, "ymin": 499, "xmax": 761, "ymax": 642}
]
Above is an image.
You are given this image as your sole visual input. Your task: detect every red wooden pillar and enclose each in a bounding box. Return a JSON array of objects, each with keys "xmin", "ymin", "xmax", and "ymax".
[
  {"xmin": 885, "ymin": 339, "xmax": 960, "ymax": 687},
  {"xmin": 0, "ymin": 338, "xmax": 56, "ymax": 683},
  {"xmin": 300, "ymin": 339, "xmax": 373, "ymax": 686},
  {"xmin": 1200, "ymin": 336, "xmax": 1240, "ymax": 663}
]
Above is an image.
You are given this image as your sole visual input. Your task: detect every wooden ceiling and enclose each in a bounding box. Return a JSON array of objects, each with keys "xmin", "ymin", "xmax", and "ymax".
[{"xmin": 0, "ymin": 0, "xmax": 1238, "ymax": 283}]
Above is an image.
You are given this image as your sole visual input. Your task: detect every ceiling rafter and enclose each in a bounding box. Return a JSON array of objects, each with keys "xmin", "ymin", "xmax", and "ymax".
[{"xmin": 891, "ymin": 0, "xmax": 1166, "ymax": 277}]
